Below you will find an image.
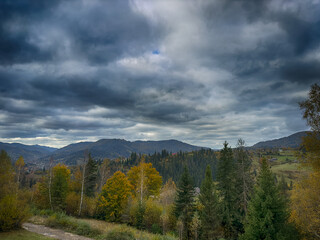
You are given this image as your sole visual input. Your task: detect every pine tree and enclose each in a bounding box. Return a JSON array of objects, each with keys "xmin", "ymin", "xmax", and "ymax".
[
  {"xmin": 174, "ymin": 166, "xmax": 195, "ymax": 240},
  {"xmin": 84, "ymin": 153, "xmax": 98, "ymax": 197},
  {"xmin": 234, "ymin": 139, "xmax": 253, "ymax": 232},
  {"xmin": 240, "ymin": 159, "xmax": 293, "ymax": 240},
  {"xmin": 217, "ymin": 141, "xmax": 238, "ymax": 238},
  {"xmin": 199, "ymin": 165, "xmax": 220, "ymax": 240}
]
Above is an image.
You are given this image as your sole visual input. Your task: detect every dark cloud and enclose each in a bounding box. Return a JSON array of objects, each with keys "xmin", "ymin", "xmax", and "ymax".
[
  {"xmin": 0, "ymin": 0, "xmax": 61, "ymax": 64},
  {"xmin": 0, "ymin": 0, "xmax": 317, "ymax": 148},
  {"xmin": 280, "ymin": 60, "xmax": 320, "ymax": 83}
]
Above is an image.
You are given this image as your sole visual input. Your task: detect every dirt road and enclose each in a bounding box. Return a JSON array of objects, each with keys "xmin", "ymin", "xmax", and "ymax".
[{"xmin": 22, "ymin": 223, "xmax": 93, "ymax": 240}]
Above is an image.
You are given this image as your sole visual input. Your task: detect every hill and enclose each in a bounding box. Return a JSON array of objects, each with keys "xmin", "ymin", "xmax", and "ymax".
[
  {"xmin": 0, "ymin": 142, "xmax": 57, "ymax": 163},
  {"xmin": 41, "ymin": 139, "xmax": 206, "ymax": 165},
  {"xmin": 251, "ymin": 131, "xmax": 309, "ymax": 149}
]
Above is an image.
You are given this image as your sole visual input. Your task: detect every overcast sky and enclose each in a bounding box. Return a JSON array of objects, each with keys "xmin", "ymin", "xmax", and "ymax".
[{"xmin": 0, "ymin": 0, "xmax": 319, "ymax": 149}]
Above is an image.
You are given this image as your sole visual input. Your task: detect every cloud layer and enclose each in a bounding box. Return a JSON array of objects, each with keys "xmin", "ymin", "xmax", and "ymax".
[{"xmin": 1, "ymin": 0, "xmax": 319, "ymax": 148}]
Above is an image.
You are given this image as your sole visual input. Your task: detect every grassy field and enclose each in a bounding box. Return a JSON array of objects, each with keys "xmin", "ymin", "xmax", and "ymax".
[
  {"xmin": 0, "ymin": 229, "xmax": 52, "ymax": 240},
  {"xmin": 251, "ymin": 149, "xmax": 310, "ymax": 184}
]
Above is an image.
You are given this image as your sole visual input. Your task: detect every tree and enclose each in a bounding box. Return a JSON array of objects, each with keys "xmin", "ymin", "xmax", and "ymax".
[
  {"xmin": 234, "ymin": 139, "xmax": 254, "ymax": 233},
  {"xmin": 0, "ymin": 150, "xmax": 15, "ymax": 197},
  {"xmin": 290, "ymin": 83, "xmax": 320, "ymax": 239},
  {"xmin": 127, "ymin": 161, "xmax": 162, "ymax": 199},
  {"xmin": 240, "ymin": 159, "xmax": 294, "ymax": 240},
  {"xmin": 290, "ymin": 171, "xmax": 320, "ymax": 239},
  {"xmin": 0, "ymin": 150, "xmax": 29, "ymax": 231},
  {"xmin": 299, "ymin": 83, "xmax": 320, "ymax": 132},
  {"xmin": 15, "ymin": 156, "xmax": 25, "ymax": 188},
  {"xmin": 174, "ymin": 166, "xmax": 195, "ymax": 240},
  {"xmin": 217, "ymin": 141, "xmax": 238, "ymax": 238},
  {"xmin": 84, "ymin": 153, "xmax": 98, "ymax": 197},
  {"xmin": 98, "ymin": 171, "xmax": 132, "ymax": 222},
  {"xmin": 97, "ymin": 158, "xmax": 110, "ymax": 193},
  {"xmin": 199, "ymin": 165, "xmax": 220, "ymax": 240},
  {"xmin": 160, "ymin": 178, "xmax": 177, "ymax": 206},
  {"xmin": 51, "ymin": 164, "xmax": 70, "ymax": 211}
]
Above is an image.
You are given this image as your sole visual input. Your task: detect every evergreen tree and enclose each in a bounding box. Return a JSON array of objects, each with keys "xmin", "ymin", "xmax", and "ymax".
[
  {"xmin": 217, "ymin": 141, "xmax": 238, "ymax": 239},
  {"xmin": 199, "ymin": 165, "xmax": 220, "ymax": 240},
  {"xmin": 234, "ymin": 139, "xmax": 253, "ymax": 231},
  {"xmin": 84, "ymin": 153, "xmax": 98, "ymax": 197},
  {"xmin": 174, "ymin": 166, "xmax": 195, "ymax": 240},
  {"xmin": 240, "ymin": 159, "xmax": 294, "ymax": 240}
]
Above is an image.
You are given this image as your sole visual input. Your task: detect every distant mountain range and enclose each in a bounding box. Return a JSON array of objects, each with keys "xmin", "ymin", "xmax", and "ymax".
[
  {"xmin": 0, "ymin": 139, "xmax": 204, "ymax": 165},
  {"xmin": 0, "ymin": 142, "xmax": 57, "ymax": 163},
  {"xmin": 251, "ymin": 131, "xmax": 308, "ymax": 149},
  {"xmin": 39, "ymin": 139, "xmax": 205, "ymax": 165},
  {"xmin": 0, "ymin": 131, "xmax": 309, "ymax": 165}
]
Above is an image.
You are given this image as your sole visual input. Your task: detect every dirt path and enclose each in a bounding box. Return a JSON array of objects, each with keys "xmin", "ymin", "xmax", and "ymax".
[{"xmin": 22, "ymin": 223, "xmax": 94, "ymax": 240}]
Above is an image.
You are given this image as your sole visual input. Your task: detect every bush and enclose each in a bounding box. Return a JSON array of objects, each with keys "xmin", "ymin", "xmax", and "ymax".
[
  {"xmin": 66, "ymin": 192, "xmax": 96, "ymax": 217},
  {"xmin": 0, "ymin": 194, "xmax": 29, "ymax": 231},
  {"xmin": 144, "ymin": 200, "xmax": 162, "ymax": 231},
  {"xmin": 151, "ymin": 224, "xmax": 162, "ymax": 234},
  {"xmin": 104, "ymin": 229, "xmax": 135, "ymax": 240},
  {"xmin": 45, "ymin": 212, "xmax": 101, "ymax": 237}
]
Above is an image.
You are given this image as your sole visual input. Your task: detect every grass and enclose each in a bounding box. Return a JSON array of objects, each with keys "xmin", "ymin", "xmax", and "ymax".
[
  {"xmin": 251, "ymin": 149, "xmax": 311, "ymax": 184},
  {"xmin": 29, "ymin": 214, "xmax": 177, "ymax": 240},
  {"xmin": 82, "ymin": 218, "xmax": 177, "ymax": 240},
  {"xmin": 0, "ymin": 229, "xmax": 52, "ymax": 240}
]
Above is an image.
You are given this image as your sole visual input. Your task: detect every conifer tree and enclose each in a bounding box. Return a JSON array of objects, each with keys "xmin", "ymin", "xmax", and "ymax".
[
  {"xmin": 240, "ymin": 159, "xmax": 293, "ymax": 240},
  {"xmin": 217, "ymin": 141, "xmax": 238, "ymax": 238},
  {"xmin": 199, "ymin": 165, "xmax": 220, "ymax": 240},
  {"xmin": 84, "ymin": 153, "xmax": 98, "ymax": 197},
  {"xmin": 234, "ymin": 139, "xmax": 253, "ymax": 233},
  {"xmin": 174, "ymin": 166, "xmax": 195, "ymax": 240}
]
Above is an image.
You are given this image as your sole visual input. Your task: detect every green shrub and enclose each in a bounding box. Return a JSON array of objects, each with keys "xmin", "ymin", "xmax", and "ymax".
[
  {"xmin": 45, "ymin": 212, "xmax": 101, "ymax": 237},
  {"xmin": 104, "ymin": 229, "xmax": 135, "ymax": 240},
  {"xmin": 0, "ymin": 194, "xmax": 29, "ymax": 231},
  {"xmin": 151, "ymin": 224, "xmax": 162, "ymax": 234}
]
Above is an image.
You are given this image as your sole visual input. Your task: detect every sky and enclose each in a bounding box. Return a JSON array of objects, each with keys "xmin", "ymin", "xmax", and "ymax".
[{"xmin": 0, "ymin": 0, "xmax": 319, "ymax": 149}]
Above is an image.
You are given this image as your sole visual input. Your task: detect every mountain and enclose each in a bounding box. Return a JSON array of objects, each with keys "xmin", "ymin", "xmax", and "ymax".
[
  {"xmin": 0, "ymin": 142, "xmax": 57, "ymax": 163},
  {"xmin": 251, "ymin": 131, "xmax": 309, "ymax": 149},
  {"xmin": 44, "ymin": 139, "xmax": 206, "ymax": 165}
]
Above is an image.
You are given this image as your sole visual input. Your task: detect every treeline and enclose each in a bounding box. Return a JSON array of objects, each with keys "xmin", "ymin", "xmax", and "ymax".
[{"xmin": 125, "ymin": 149, "xmax": 217, "ymax": 186}]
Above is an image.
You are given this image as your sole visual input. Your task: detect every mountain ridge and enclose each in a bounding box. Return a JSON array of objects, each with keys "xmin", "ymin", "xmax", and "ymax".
[
  {"xmin": 251, "ymin": 131, "xmax": 309, "ymax": 149},
  {"xmin": 44, "ymin": 138, "xmax": 206, "ymax": 165}
]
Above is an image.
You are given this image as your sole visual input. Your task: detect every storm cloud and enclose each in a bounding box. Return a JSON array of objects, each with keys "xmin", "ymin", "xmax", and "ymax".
[{"xmin": 0, "ymin": 0, "xmax": 319, "ymax": 148}]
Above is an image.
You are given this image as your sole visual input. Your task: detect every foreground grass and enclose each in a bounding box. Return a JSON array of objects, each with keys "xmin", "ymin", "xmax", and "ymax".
[
  {"xmin": 0, "ymin": 229, "xmax": 52, "ymax": 240},
  {"xmin": 82, "ymin": 218, "xmax": 177, "ymax": 240},
  {"xmin": 29, "ymin": 214, "xmax": 177, "ymax": 240}
]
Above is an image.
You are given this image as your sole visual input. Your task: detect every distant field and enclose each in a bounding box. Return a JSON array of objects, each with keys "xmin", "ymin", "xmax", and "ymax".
[
  {"xmin": 251, "ymin": 149, "xmax": 310, "ymax": 183},
  {"xmin": 0, "ymin": 229, "xmax": 52, "ymax": 240}
]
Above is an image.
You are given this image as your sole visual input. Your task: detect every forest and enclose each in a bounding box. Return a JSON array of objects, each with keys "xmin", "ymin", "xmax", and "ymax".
[{"xmin": 0, "ymin": 84, "xmax": 319, "ymax": 240}]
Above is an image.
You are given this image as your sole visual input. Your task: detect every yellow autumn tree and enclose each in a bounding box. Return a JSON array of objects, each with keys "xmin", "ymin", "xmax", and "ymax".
[
  {"xmin": 127, "ymin": 161, "xmax": 162, "ymax": 199},
  {"xmin": 290, "ymin": 83, "xmax": 320, "ymax": 239},
  {"xmin": 98, "ymin": 171, "xmax": 132, "ymax": 222},
  {"xmin": 290, "ymin": 171, "xmax": 320, "ymax": 239}
]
